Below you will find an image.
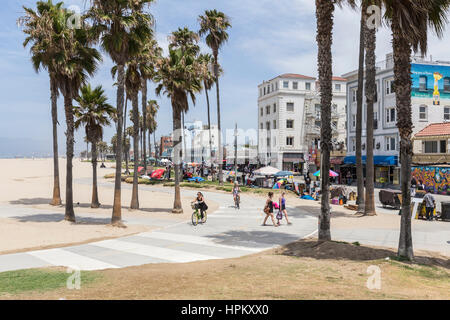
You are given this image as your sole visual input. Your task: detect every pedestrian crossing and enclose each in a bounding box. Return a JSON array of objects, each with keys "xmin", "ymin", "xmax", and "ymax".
[{"xmin": 0, "ymin": 202, "xmax": 318, "ymax": 272}]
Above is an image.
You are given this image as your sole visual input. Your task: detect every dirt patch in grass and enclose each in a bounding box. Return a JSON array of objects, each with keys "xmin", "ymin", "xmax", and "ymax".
[{"xmin": 5, "ymin": 240, "xmax": 449, "ymax": 300}]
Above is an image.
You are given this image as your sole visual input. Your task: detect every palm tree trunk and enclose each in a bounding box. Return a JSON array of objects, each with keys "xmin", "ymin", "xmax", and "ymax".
[
  {"xmin": 142, "ymin": 79, "xmax": 147, "ymax": 174},
  {"xmin": 316, "ymin": 0, "xmax": 334, "ymax": 241},
  {"xmin": 112, "ymin": 64, "xmax": 125, "ymax": 226},
  {"xmin": 124, "ymin": 94, "xmax": 130, "ymax": 175},
  {"xmin": 392, "ymin": 18, "xmax": 414, "ymax": 260},
  {"xmin": 63, "ymin": 93, "xmax": 75, "ymax": 222},
  {"xmin": 356, "ymin": 5, "xmax": 366, "ymax": 214},
  {"xmin": 154, "ymin": 131, "xmax": 157, "ymax": 161},
  {"xmin": 182, "ymin": 111, "xmax": 187, "ymax": 163},
  {"xmin": 91, "ymin": 140, "xmax": 100, "ymax": 208},
  {"xmin": 50, "ymin": 76, "xmax": 62, "ymax": 206},
  {"xmin": 364, "ymin": 12, "xmax": 377, "ymax": 216},
  {"xmin": 130, "ymin": 93, "xmax": 140, "ymax": 210},
  {"xmin": 214, "ymin": 53, "xmax": 223, "ymax": 185},
  {"xmin": 148, "ymin": 131, "xmax": 151, "ymax": 160},
  {"xmin": 205, "ymin": 81, "xmax": 214, "ymax": 175},
  {"xmin": 172, "ymin": 102, "xmax": 183, "ymax": 214}
]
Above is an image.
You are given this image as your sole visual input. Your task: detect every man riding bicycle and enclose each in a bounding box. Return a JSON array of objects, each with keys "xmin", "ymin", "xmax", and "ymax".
[{"xmin": 232, "ymin": 181, "xmax": 241, "ymax": 209}]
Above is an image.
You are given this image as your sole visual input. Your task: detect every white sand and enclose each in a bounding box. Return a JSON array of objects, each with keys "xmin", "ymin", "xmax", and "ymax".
[{"xmin": 0, "ymin": 158, "xmax": 218, "ymax": 254}]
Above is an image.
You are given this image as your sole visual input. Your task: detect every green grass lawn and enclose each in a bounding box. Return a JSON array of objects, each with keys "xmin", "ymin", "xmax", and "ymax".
[{"xmin": 0, "ymin": 269, "xmax": 99, "ymax": 295}]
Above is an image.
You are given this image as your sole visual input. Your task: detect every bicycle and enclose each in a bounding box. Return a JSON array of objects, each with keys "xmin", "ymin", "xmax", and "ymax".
[
  {"xmin": 191, "ymin": 203, "xmax": 207, "ymax": 226},
  {"xmin": 234, "ymin": 193, "xmax": 240, "ymax": 209}
]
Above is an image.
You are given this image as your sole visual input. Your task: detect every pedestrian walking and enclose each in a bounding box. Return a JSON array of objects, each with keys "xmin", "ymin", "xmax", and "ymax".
[
  {"xmin": 262, "ymin": 192, "xmax": 279, "ymax": 227},
  {"xmin": 411, "ymin": 177, "xmax": 417, "ymax": 197},
  {"xmin": 277, "ymin": 192, "xmax": 292, "ymax": 225},
  {"xmin": 423, "ymin": 190, "xmax": 436, "ymax": 221}
]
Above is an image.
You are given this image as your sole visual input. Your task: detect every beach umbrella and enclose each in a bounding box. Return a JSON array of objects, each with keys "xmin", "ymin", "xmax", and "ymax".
[
  {"xmin": 274, "ymin": 171, "xmax": 294, "ymax": 177},
  {"xmin": 254, "ymin": 166, "xmax": 281, "ymax": 176},
  {"xmin": 313, "ymin": 170, "xmax": 339, "ymax": 177}
]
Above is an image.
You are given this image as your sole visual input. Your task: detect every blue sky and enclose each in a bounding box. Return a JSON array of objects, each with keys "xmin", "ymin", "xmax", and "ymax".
[{"xmin": 1, "ymin": 0, "xmax": 450, "ymax": 157}]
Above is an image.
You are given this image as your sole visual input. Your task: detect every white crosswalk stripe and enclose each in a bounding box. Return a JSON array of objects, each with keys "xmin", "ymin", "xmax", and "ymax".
[{"xmin": 28, "ymin": 248, "xmax": 119, "ymax": 270}]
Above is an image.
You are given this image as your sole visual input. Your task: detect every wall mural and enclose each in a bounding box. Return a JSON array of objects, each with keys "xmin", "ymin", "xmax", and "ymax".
[
  {"xmin": 412, "ymin": 166, "xmax": 450, "ymax": 195},
  {"xmin": 411, "ymin": 63, "xmax": 450, "ymax": 105}
]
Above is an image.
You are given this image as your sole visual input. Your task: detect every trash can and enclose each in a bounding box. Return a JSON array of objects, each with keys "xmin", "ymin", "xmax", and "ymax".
[{"xmin": 441, "ymin": 202, "xmax": 450, "ymax": 221}]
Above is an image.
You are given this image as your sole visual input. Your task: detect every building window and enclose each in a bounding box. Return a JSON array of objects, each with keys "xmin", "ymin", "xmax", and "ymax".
[
  {"xmin": 351, "ymin": 138, "xmax": 356, "ymax": 152},
  {"xmin": 271, "ymin": 83, "xmax": 274, "ymax": 92},
  {"xmin": 419, "ymin": 76, "xmax": 428, "ymax": 91},
  {"xmin": 273, "ymin": 120, "xmax": 277, "ymax": 129},
  {"xmin": 386, "ymin": 136, "xmax": 397, "ymax": 151},
  {"xmin": 386, "ymin": 79, "xmax": 394, "ymax": 95},
  {"xmin": 332, "ymin": 104, "xmax": 337, "ymax": 114},
  {"xmin": 286, "ymin": 120, "xmax": 294, "ymax": 129},
  {"xmin": 260, "ymin": 123, "xmax": 263, "ymax": 130},
  {"xmin": 386, "ymin": 107, "xmax": 396, "ymax": 124},
  {"xmin": 332, "ymin": 121, "xmax": 338, "ymax": 130},
  {"xmin": 273, "ymin": 103, "xmax": 276, "ymax": 113},
  {"xmin": 276, "ymin": 82, "xmax": 278, "ymax": 90},
  {"xmin": 267, "ymin": 138, "xmax": 271, "ymax": 147},
  {"xmin": 352, "ymin": 114, "xmax": 356, "ymax": 128},
  {"xmin": 424, "ymin": 141, "xmax": 438, "ymax": 153},
  {"xmin": 266, "ymin": 122, "xmax": 270, "ymax": 130},
  {"xmin": 444, "ymin": 78, "xmax": 450, "ymax": 92},
  {"xmin": 286, "ymin": 137, "xmax": 294, "ymax": 146},
  {"xmin": 283, "ymin": 81, "xmax": 289, "ymax": 89},
  {"xmin": 266, "ymin": 105, "xmax": 270, "ymax": 115},
  {"xmin": 374, "ymin": 112, "xmax": 378, "ymax": 129},
  {"xmin": 445, "ymin": 106, "xmax": 450, "ymax": 121},
  {"xmin": 263, "ymin": 87, "xmax": 266, "ymax": 95},
  {"xmin": 351, "ymin": 88, "xmax": 357, "ymax": 102},
  {"xmin": 286, "ymin": 103, "xmax": 294, "ymax": 112},
  {"xmin": 259, "ymin": 88, "xmax": 262, "ymax": 97},
  {"xmin": 419, "ymin": 105, "xmax": 428, "ymax": 120},
  {"xmin": 293, "ymin": 82, "xmax": 298, "ymax": 90},
  {"xmin": 335, "ymin": 84, "xmax": 341, "ymax": 91},
  {"xmin": 305, "ymin": 82, "xmax": 311, "ymax": 90},
  {"xmin": 440, "ymin": 140, "xmax": 447, "ymax": 153},
  {"xmin": 260, "ymin": 108, "xmax": 263, "ymax": 116}
]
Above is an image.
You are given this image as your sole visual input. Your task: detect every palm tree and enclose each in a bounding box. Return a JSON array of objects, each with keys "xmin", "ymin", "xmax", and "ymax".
[
  {"xmin": 355, "ymin": 3, "xmax": 366, "ymax": 214},
  {"xmin": 315, "ymin": 0, "xmax": 355, "ymax": 241},
  {"xmin": 364, "ymin": 0, "xmax": 378, "ymax": 216},
  {"xmin": 41, "ymin": 6, "xmax": 101, "ymax": 222},
  {"xmin": 155, "ymin": 48, "xmax": 203, "ymax": 213},
  {"xmin": 98, "ymin": 141, "xmax": 108, "ymax": 162},
  {"xmin": 74, "ymin": 84, "xmax": 115, "ymax": 208},
  {"xmin": 198, "ymin": 10, "xmax": 232, "ymax": 185},
  {"xmin": 146, "ymin": 100, "xmax": 159, "ymax": 158},
  {"xmin": 382, "ymin": 0, "xmax": 450, "ymax": 260},
  {"xmin": 20, "ymin": 0, "xmax": 63, "ymax": 207},
  {"xmin": 88, "ymin": 0, "xmax": 154, "ymax": 225}
]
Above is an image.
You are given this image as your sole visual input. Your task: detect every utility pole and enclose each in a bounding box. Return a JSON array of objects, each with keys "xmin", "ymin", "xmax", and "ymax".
[{"xmin": 234, "ymin": 123, "xmax": 238, "ymax": 182}]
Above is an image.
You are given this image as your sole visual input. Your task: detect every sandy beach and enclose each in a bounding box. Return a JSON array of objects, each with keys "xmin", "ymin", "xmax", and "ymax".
[{"xmin": 0, "ymin": 158, "xmax": 218, "ymax": 254}]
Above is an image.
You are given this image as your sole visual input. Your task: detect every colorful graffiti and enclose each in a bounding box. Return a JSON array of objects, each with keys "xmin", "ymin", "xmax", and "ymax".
[{"xmin": 411, "ymin": 166, "xmax": 450, "ymax": 195}]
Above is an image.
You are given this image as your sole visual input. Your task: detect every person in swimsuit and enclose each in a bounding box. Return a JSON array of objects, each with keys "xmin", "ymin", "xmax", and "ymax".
[
  {"xmin": 278, "ymin": 192, "xmax": 292, "ymax": 225},
  {"xmin": 192, "ymin": 192, "xmax": 207, "ymax": 222},
  {"xmin": 262, "ymin": 192, "xmax": 278, "ymax": 227}
]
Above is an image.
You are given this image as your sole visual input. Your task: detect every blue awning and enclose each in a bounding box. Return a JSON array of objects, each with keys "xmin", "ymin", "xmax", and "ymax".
[{"xmin": 344, "ymin": 156, "xmax": 398, "ymax": 166}]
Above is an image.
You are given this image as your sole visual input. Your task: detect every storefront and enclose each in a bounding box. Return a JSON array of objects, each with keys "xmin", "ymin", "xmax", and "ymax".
[
  {"xmin": 282, "ymin": 153, "xmax": 304, "ymax": 172},
  {"xmin": 343, "ymin": 155, "xmax": 399, "ymax": 186}
]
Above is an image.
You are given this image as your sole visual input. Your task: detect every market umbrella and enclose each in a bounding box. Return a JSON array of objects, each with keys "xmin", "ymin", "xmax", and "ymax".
[
  {"xmin": 313, "ymin": 170, "xmax": 339, "ymax": 177},
  {"xmin": 254, "ymin": 166, "xmax": 281, "ymax": 176},
  {"xmin": 274, "ymin": 171, "xmax": 294, "ymax": 177}
]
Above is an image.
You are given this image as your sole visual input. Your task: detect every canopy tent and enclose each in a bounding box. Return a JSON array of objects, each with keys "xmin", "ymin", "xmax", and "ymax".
[
  {"xmin": 274, "ymin": 171, "xmax": 294, "ymax": 177},
  {"xmin": 159, "ymin": 159, "xmax": 171, "ymax": 163},
  {"xmin": 254, "ymin": 166, "xmax": 280, "ymax": 176},
  {"xmin": 187, "ymin": 177, "xmax": 205, "ymax": 182},
  {"xmin": 313, "ymin": 170, "xmax": 339, "ymax": 177},
  {"xmin": 151, "ymin": 169, "xmax": 165, "ymax": 179}
]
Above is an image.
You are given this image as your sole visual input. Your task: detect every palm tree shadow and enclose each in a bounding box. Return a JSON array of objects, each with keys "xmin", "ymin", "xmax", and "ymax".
[
  {"xmin": 10, "ymin": 213, "xmax": 111, "ymax": 225},
  {"xmin": 205, "ymin": 230, "xmax": 299, "ymax": 249},
  {"xmin": 9, "ymin": 198, "xmax": 54, "ymax": 206}
]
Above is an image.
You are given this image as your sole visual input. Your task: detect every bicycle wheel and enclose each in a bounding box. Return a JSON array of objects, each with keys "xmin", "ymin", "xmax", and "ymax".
[
  {"xmin": 192, "ymin": 211, "xmax": 199, "ymax": 226},
  {"xmin": 201, "ymin": 211, "xmax": 207, "ymax": 223}
]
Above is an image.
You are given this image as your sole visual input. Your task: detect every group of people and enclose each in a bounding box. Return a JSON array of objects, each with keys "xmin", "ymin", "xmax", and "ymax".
[{"xmin": 411, "ymin": 177, "xmax": 436, "ymax": 221}]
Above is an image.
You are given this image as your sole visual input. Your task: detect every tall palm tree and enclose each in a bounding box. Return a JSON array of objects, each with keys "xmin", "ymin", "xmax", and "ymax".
[
  {"xmin": 74, "ymin": 84, "xmax": 115, "ymax": 208},
  {"xmin": 364, "ymin": 0, "xmax": 378, "ymax": 216},
  {"xmin": 355, "ymin": 2, "xmax": 366, "ymax": 214},
  {"xmin": 198, "ymin": 10, "xmax": 232, "ymax": 185},
  {"xmin": 88, "ymin": 0, "xmax": 154, "ymax": 225},
  {"xmin": 20, "ymin": 0, "xmax": 63, "ymax": 207},
  {"xmin": 146, "ymin": 100, "xmax": 159, "ymax": 158},
  {"xmin": 155, "ymin": 48, "xmax": 203, "ymax": 213},
  {"xmin": 315, "ymin": 0, "xmax": 355, "ymax": 241},
  {"xmin": 382, "ymin": 0, "xmax": 450, "ymax": 260},
  {"xmin": 98, "ymin": 141, "xmax": 108, "ymax": 162}
]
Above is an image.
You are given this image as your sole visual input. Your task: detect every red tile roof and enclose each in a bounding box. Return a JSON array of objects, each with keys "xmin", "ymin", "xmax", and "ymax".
[
  {"xmin": 415, "ymin": 122, "xmax": 450, "ymax": 137},
  {"xmin": 332, "ymin": 76, "xmax": 347, "ymax": 81}
]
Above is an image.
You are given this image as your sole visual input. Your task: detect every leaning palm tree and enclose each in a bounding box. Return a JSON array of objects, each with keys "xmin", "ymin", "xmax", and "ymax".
[
  {"xmin": 74, "ymin": 84, "xmax": 115, "ymax": 208},
  {"xmin": 382, "ymin": 0, "xmax": 450, "ymax": 260},
  {"xmin": 20, "ymin": 0, "xmax": 63, "ymax": 206},
  {"xmin": 88, "ymin": 0, "xmax": 154, "ymax": 225},
  {"xmin": 315, "ymin": 0, "xmax": 355, "ymax": 241},
  {"xmin": 155, "ymin": 48, "xmax": 203, "ymax": 213},
  {"xmin": 198, "ymin": 10, "xmax": 232, "ymax": 185}
]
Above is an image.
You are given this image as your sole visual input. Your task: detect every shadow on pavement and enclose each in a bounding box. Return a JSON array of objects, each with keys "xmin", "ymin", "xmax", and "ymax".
[
  {"xmin": 10, "ymin": 213, "xmax": 111, "ymax": 225},
  {"xmin": 205, "ymin": 230, "xmax": 300, "ymax": 248},
  {"xmin": 9, "ymin": 198, "xmax": 53, "ymax": 205}
]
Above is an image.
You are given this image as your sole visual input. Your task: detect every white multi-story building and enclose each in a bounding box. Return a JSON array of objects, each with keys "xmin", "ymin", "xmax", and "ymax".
[
  {"xmin": 183, "ymin": 120, "xmax": 220, "ymax": 163},
  {"xmin": 257, "ymin": 73, "xmax": 347, "ymax": 172},
  {"xmin": 343, "ymin": 53, "xmax": 450, "ymax": 185}
]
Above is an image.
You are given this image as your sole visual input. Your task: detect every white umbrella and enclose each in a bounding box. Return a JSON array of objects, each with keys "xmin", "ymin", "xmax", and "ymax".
[{"xmin": 254, "ymin": 166, "xmax": 281, "ymax": 176}]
